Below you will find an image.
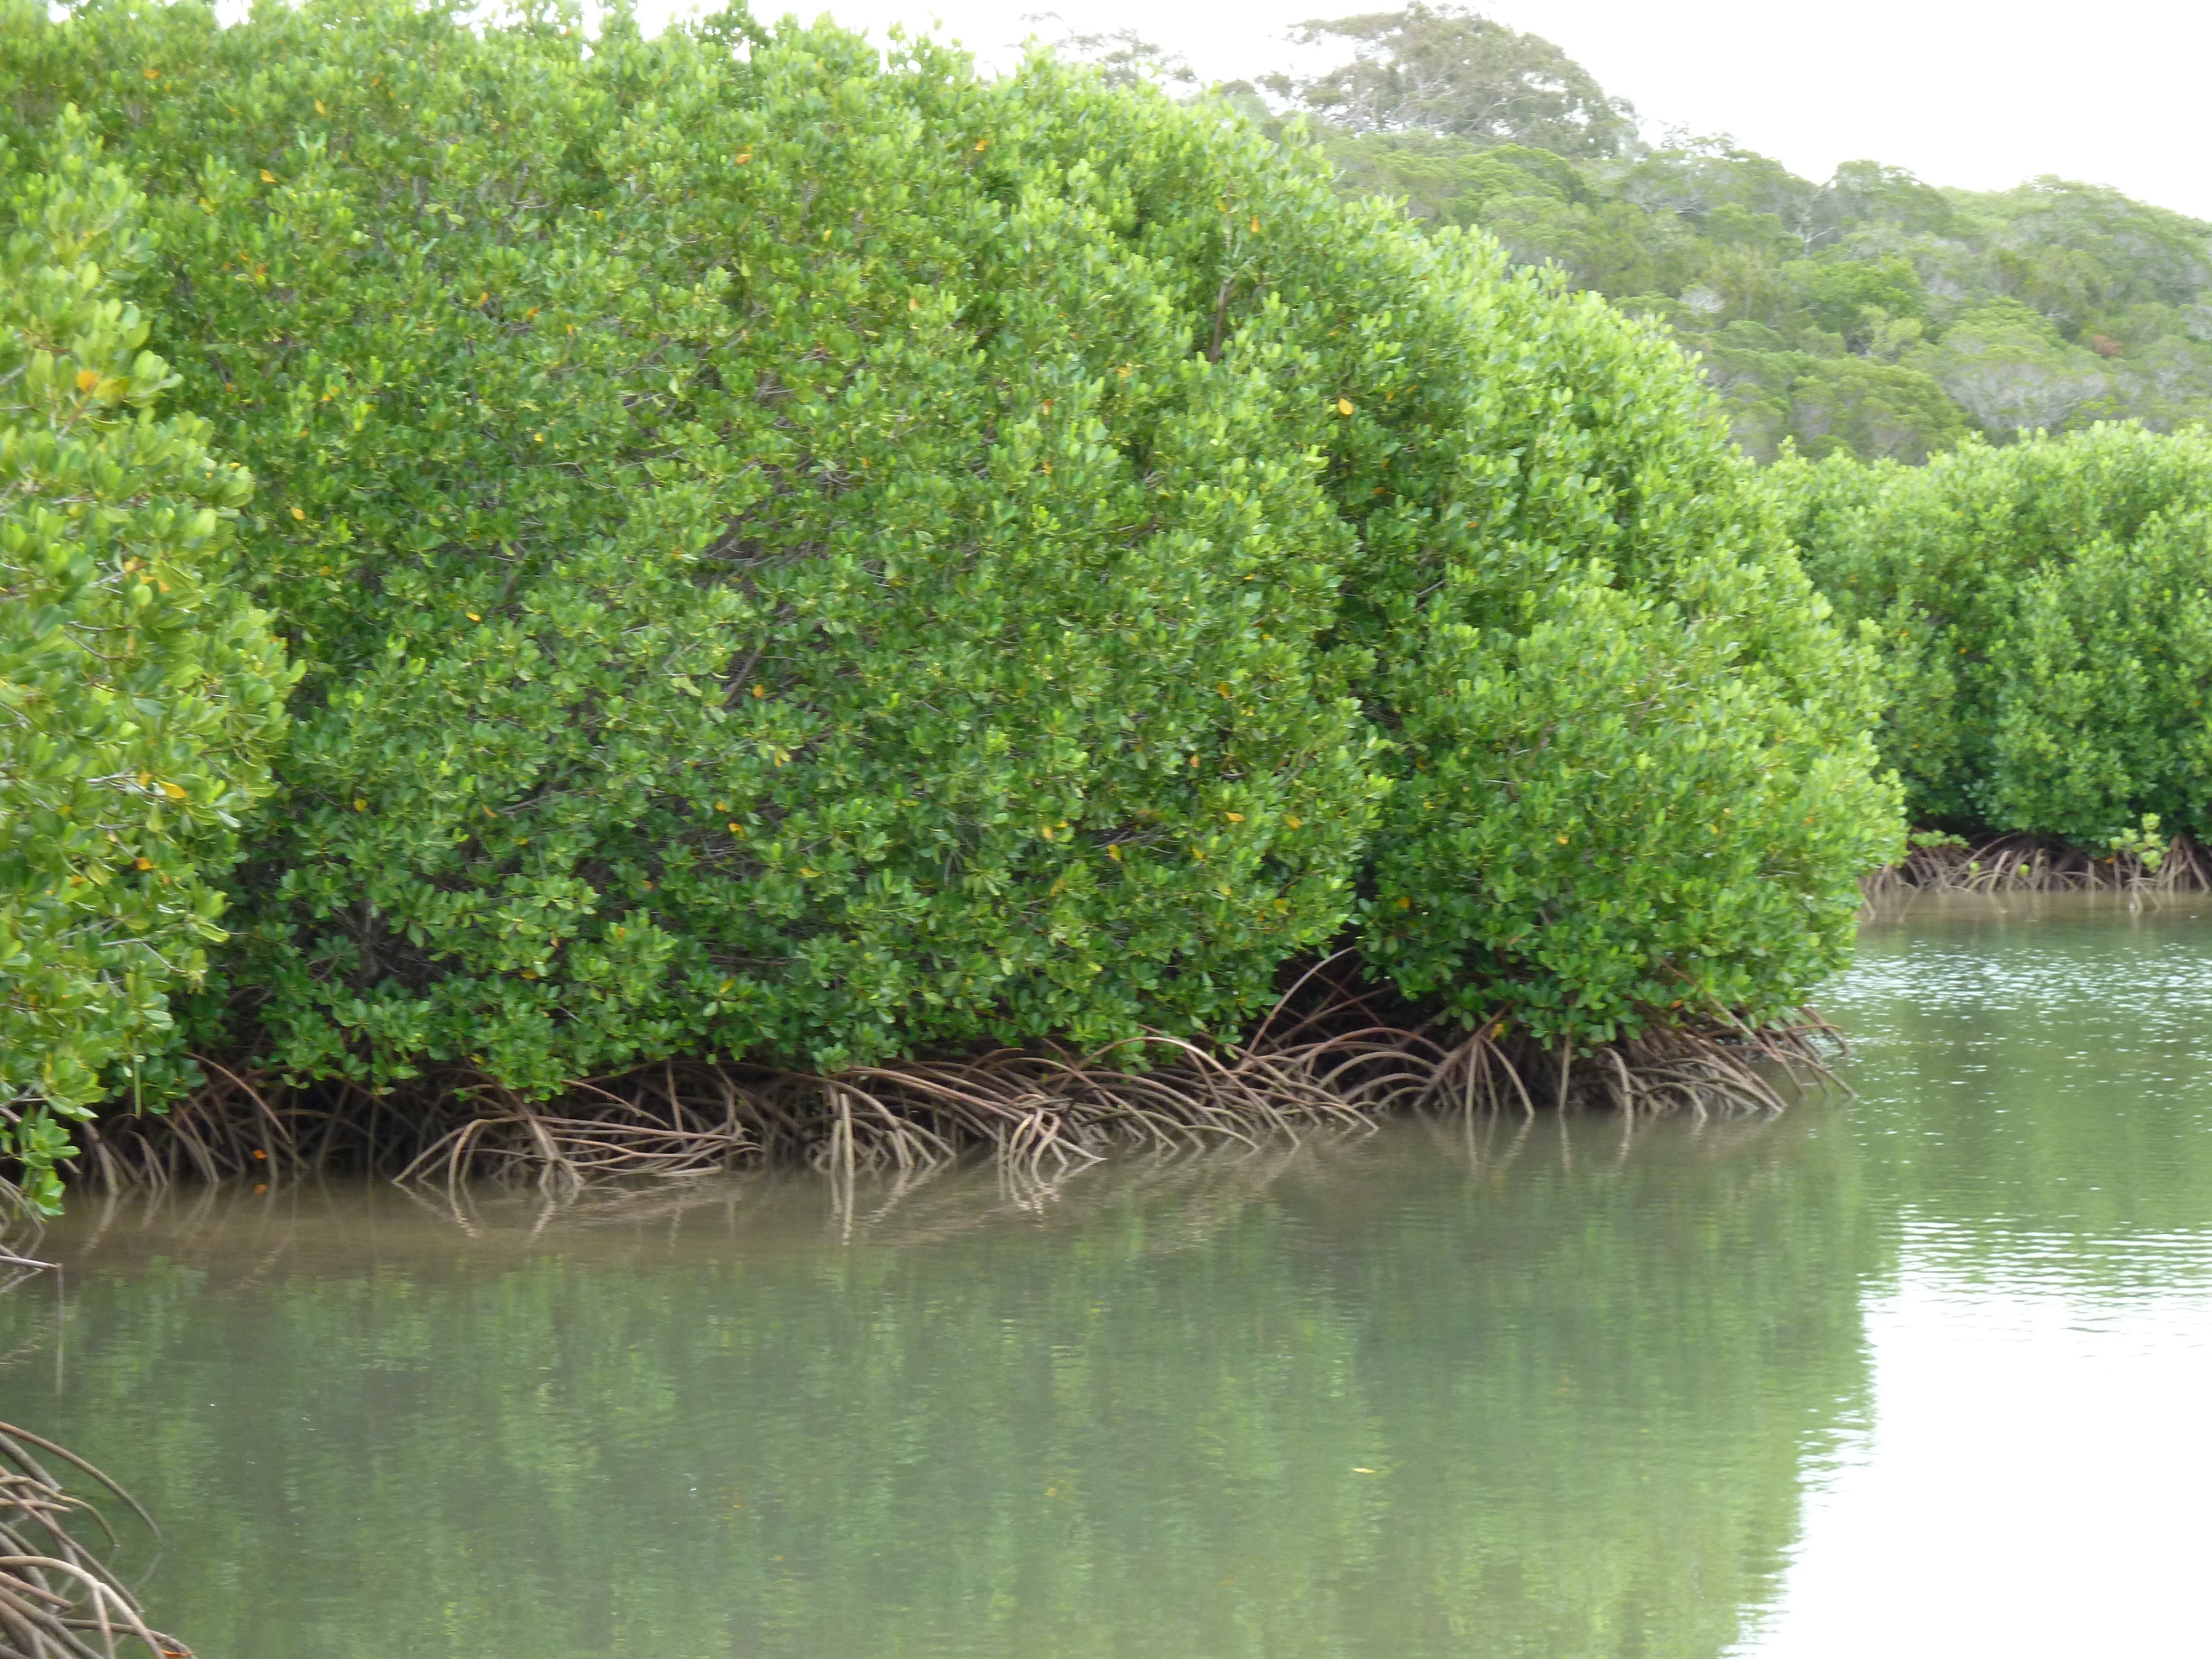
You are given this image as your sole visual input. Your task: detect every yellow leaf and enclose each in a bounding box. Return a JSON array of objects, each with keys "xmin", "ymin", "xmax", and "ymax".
[
  {"xmin": 751, "ymin": 684, "xmax": 765, "ymax": 698},
  {"xmin": 734, "ymin": 152, "xmax": 752, "ymax": 164},
  {"xmin": 719, "ymin": 979, "xmax": 735, "ymax": 993},
  {"xmin": 161, "ymin": 782, "xmax": 187, "ymax": 801},
  {"xmin": 353, "ymin": 798, "xmax": 367, "ymax": 812},
  {"xmin": 1225, "ymin": 812, "xmax": 1244, "ymax": 823},
  {"xmin": 1336, "ymin": 398, "xmax": 1355, "ymax": 417},
  {"xmin": 315, "ymin": 99, "xmax": 327, "ymax": 114},
  {"xmin": 1286, "ymin": 815, "xmax": 1302, "ymax": 830},
  {"xmin": 1041, "ymin": 826, "xmax": 1055, "ymax": 840},
  {"xmin": 909, "ymin": 296, "xmax": 920, "ymax": 310},
  {"xmin": 974, "ymin": 137, "xmax": 989, "ymax": 152},
  {"xmin": 1217, "ymin": 682, "xmax": 1230, "ymax": 696},
  {"xmin": 260, "ymin": 169, "xmax": 276, "ymax": 183},
  {"xmin": 534, "ymin": 432, "xmax": 544, "ymax": 442},
  {"xmin": 1107, "ymin": 845, "xmax": 1121, "ymax": 862},
  {"xmin": 75, "ymin": 368, "xmax": 99, "ymax": 392},
  {"xmin": 290, "ymin": 505, "xmax": 306, "ymax": 521},
  {"xmin": 1189, "ymin": 754, "xmax": 1199, "ymax": 768},
  {"xmin": 135, "ymin": 858, "xmax": 153, "ymax": 871},
  {"xmin": 466, "ymin": 611, "xmax": 481, "ymax": 621},
  {"xmin": 1396, "ymin": 895, "xmax": 1411, "ymax": 909},
  {"xmin": 143, "ymin": 67, "xmax": 159, "ymax": 80},
  {"xmin": 1250, "ymin": 216, "xmax": 1261, "ymax": 233},
  {"xmin": 1557, "ymin": 834, "xmax": 1568, "ymax": 844},
  {"xmin": 728, "ymin": 822, "xmax": 742, "ymax": 833},
  {"xmin": 799, "ymin": 867, "xmax": 818, "ymax": 878}
]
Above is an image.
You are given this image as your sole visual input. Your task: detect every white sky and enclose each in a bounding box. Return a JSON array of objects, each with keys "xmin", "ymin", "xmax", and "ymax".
[{"xmin": 637, "ymin": 0, "xmax": 2212, "ymax": 221}]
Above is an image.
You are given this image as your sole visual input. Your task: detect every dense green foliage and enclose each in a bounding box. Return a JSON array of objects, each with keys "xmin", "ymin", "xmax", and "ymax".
[
  {"xmin": 1246, "ymin": 221, "xmax": 1897, "ymax": 1040},
  {"xmin": 0, "ymin": 108, "xmax": 288, "ymax": 1208},
  {"xmin": 7, "ymin": 1, "xmax": 1392, "ymax": 1091},
  {"xmin": 1246, "ymin": 8, "xmax": 2212, "ymax": 464},
  {"xmin": 1774, "ymin": 423, "xmax": 2212, "ymax": 843},
  {"xmin": 0, "ymin": 0, "xmax": 1896, "ymax": 1136}
]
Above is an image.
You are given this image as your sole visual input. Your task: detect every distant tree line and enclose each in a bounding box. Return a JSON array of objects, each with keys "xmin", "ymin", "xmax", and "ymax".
[{"xmin": 1070, "ymin": 4, "xmax": 2212, "ymax": 465}]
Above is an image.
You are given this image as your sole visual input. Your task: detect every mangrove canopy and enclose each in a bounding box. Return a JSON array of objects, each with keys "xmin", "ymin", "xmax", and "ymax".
[{"xmin": 0, "ymin": 0, "xmax": 1901, "ymax": 1193}]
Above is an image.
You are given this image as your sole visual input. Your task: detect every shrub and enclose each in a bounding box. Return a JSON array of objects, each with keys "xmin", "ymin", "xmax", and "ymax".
[
  {"xmin": 997, "ymin": 79, "xmax": 1897, "ymax": 1042},
  {"xmin": 0, "ymin": 112, "xmax": 289, "ymax": 1209},
  {"xmin": 1775, "ymin": 422, "xmax": 2212, "ymax": 843},
  {"xmin": 1296, "ymin": 227, "xmax": 1896, "ymax": 1044},
  {"xmin": 11, "ymin": 0, "xmax": 1897, "ymax": 1102},
  {"xmin": 1986, "ymin": 513, "xmax": 2212, "ymax": 842},
  {"xmin": 15, "ymin": 3, "xmax": 1383, "ymax": 1091}
]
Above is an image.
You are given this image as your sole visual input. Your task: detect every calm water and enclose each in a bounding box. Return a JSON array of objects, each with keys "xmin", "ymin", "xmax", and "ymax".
[{"xmin": 4, "ymin": 900, "xmax": 2211, "ymax": 1657}]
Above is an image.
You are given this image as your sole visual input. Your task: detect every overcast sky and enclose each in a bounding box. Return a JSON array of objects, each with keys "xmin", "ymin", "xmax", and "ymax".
[{"xmin": 639, "ymin": 0, "xmax": 2212, "ymax": 221}]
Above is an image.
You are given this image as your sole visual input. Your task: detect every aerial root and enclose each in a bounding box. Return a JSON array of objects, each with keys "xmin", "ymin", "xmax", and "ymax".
[
  {"xmin": 1865, "ymin": 832, "xmax": 2209, "ymax": 904},
  {"xmin": 69, "ymin": 972, "xmax": 1841, "ymax": 1194},
  {"xmin": 0, "ymin": 1418, "xmax": 185, "ymax": 1659}
]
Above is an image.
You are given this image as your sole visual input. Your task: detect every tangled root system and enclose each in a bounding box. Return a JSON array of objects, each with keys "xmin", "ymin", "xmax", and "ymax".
[
  {"xmin": 72, "ymin": 954, "xmax": 1841, "ymax": 1197},
  {"xmin": 1864, "ymin": 833, "xmax": 2210, "ymax": 902},
  {"xmin": 0, "ymin": 1295, "xmax": 186, "ymax": 1658}
]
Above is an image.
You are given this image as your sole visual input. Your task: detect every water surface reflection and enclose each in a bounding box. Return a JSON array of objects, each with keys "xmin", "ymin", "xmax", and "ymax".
[
  {"xmin": 3, "ymin": 899, "xmax": 2209, "ymax": 1657},
  {"xmin": 1739, "ymin": 897, "xmax": 2212, "ymax": 1658}
]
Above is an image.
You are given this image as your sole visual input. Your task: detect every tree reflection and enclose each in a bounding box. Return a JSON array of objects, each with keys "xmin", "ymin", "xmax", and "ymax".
[{"xmin": 1, "ymin": 1113, "xmax": 1875, "ymax": 1659}]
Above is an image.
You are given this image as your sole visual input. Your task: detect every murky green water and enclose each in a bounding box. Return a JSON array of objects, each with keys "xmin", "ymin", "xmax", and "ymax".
[{"xmin": 5, "ymin": 900, "xmax": 2211, "ymax": 1658}]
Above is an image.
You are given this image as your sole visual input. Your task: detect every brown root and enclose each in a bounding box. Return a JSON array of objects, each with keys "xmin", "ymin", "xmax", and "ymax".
[
  {"xmin": 1864, "ymin": 832, "xmax": 2210, "ymax": 906},
  {"xmin": 0, "ymin": 1373, "xmax": 185, "ymax": 1658},
  {"xmin": 67, "ymin": 963, "xmax": 1843, "ymax": 1198}
]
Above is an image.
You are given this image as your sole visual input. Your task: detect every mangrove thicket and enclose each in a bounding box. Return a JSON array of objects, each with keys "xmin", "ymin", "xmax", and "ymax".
[
  {"xmin": 1775, "ymin": 424, "xmax": 2212, "ymax": 859},
  {"xmin": 1, "ymin": 0, "xmax": 1902, "ymax": 1199}
]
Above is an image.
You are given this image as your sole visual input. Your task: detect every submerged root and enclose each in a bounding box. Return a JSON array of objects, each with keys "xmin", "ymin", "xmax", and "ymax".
[
  {"xmin": 1865, "ymin": 832, "xmax": 2210, "ymax": 903},
  {"xmin": 0, "ymin": 1402, "xmax": 185, "ymax": 1658},
  {"xmin": 70, "ymin": 968, "xmax": 1841, "ymax": 1196}
]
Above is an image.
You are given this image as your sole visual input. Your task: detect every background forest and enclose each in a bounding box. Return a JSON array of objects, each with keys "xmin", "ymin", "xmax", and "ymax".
[{"xmin": 1079, "ymin": 3, "xmax": 2212, "ymax": 464}]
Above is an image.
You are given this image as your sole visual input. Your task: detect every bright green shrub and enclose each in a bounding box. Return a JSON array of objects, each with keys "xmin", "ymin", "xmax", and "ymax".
[
  {"xmin": 1776, "ymin": 423, "xmax": 2212, "ymax": 841},
  {"xmin": 0, "ymin": 112, "xmax": 289, "ymax": 1208},
  {"xmin": 1000, "ymin": 78, "xmax": 1896, "ymax": 1041},
  {"xmin": 857, "ymin": 61, "xmax": 1894, "ymax": 1045},
  {"xmin": 1364, "ymin": 569, "xmax": 1894, "ymax": 1041},
  {"xmin": 11, "ymin": 0, "xmax": 1897, "ymax": 1089},
  {"xmin": 12, "ymin": 3, "xmax": 1383, "ymax": 1089},
  {"xmin": 1986, "ymin": 513, "xmax": 2212, "ymax": 841},
  {"xmin": 1255, "ymin": 226, "xmax": 1900, "ymax": 1042}
]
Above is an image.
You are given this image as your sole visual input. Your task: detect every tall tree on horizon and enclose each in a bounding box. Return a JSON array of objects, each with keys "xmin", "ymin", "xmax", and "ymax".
[{"xmin": 1273, "ymin": 4, "xmax": 1637, "ymax": 158}]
